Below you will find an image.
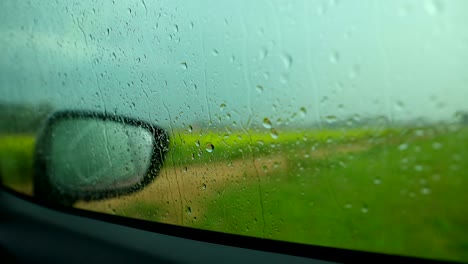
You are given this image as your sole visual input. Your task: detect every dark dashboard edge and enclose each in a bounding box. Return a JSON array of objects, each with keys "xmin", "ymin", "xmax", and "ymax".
[{"xmin": 0, "ymin": 185, "xmax": 458, "ymax": 264}]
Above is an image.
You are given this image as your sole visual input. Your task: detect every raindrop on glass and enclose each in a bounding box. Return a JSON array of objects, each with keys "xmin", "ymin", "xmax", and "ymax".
[
  {"xmin": 425, "ymin": 0, "xmax": 443, "ymax": 15},
  {"xmin": 299, "ymin": 107, "xmax": 307, "ymax": 117},
  {"xmin": 282, "ymin": 53, "xmax": 293, "ymax": 69},
  {"xmin": 398, "ymin": 143, "xmax": 408, "ymax": 151},
  {"xmin": 325, "ymin": 115, "xmax": 337, "ymax": 124},
  {"xmin": 256, "ymin": 85, "xmax": 264, "ymax": 93},
  {"xmin": 361, "ymin": 205, "xmax": 369, "ymax": 214},
  {"xmin": 219, "ymin": 103, "xmax": 226, "ymax": 111},
  {"xmin": 420, "ymin": 187, "xmax": 431, "ymax": 195},
  {"xmin": 259, "ymin": 48, "xmax": 268, "ymax": 60},
  {"xmin": 205, "ymin": 143, "xmax": 214, "ymax": 153},
  {"xmin": 270, "ymin": 128, "xmax": 279, "ymax": 139},
  {"xmin": 329, "ymin": 51, "xmax": 339, "ymax": 64},
  {"xmin": 432, "ymin": 142, "xmax": 442, "ymax": 150},
  {"xmin": 262, "ymin": 117, "xmax": 272, "ymax": 129}
]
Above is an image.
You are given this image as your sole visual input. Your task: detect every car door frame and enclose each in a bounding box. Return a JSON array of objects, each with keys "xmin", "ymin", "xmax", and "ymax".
[{"xmin": 0, "ymin": 187, "xmax": 449, "ymax": 264}]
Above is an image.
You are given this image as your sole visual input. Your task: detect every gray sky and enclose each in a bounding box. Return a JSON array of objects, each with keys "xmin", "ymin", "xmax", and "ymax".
[{"xmin": 1, "ymin": 0, "xmax": 468, "ymax": 129}]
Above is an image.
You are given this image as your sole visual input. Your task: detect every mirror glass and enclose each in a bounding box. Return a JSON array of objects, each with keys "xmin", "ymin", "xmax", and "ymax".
[{"xmin": 47, "ymin": 118, "xmax": 154, "ymax": 192}]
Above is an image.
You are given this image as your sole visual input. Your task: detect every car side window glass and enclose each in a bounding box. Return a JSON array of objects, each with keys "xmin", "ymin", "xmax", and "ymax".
[{"xmin": 1, "ymin": 0, "xmax": 467, "ymax": 262}]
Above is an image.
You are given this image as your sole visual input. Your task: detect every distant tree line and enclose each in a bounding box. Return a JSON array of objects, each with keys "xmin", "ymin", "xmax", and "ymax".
[
  {"xmin": 0, "ymin": 102, "xmax": 54, "ymax": 134},
  {"xmin": 456, "ymin": 111, "xmax": 468, "ymax": 125}
]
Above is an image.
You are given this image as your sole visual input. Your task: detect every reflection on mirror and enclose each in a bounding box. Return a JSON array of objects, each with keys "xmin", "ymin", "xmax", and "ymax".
[{"xmin": 48, "ymin": 119, "xmax": 154, "ymax": 192}]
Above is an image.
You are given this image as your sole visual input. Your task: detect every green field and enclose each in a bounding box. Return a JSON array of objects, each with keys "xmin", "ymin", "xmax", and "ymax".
[
  {"xmin": 1, "ymin": 124, "xmax": 467, "ymax": 262},
  {"xmin": 187, "ymin": 127, "xmax": 468, "ymax": 260},
  {"xmin": 0, "ymin": 134, "xmax": 35, "ymax": 194}
]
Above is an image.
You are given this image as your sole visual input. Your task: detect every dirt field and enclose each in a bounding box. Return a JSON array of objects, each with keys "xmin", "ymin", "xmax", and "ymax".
[{"xmin": 75, "ymin": 142, "xmax": 370, "ymax": 225}]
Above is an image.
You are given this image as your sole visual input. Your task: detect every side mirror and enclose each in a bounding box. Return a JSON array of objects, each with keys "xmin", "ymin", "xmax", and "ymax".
[{"xmin": 33, "ymin": 111, "xmax": 169, "ymax": 205}]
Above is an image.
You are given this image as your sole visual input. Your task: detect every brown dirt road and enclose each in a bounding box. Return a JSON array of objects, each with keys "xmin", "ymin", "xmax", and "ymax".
[
  {"xmin": 75, "ymin": 142, "xmax": 370, "ymax": 225},
  {"xmin": 76, "ymin": 154, "xmax": 288, "ymax": 225}
]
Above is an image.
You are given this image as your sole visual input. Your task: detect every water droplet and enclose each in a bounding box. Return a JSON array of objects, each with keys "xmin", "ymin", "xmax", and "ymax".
[
  {"xmin": 180, "ymin": 62, "xmax": 188, "ymax": 69},
  {"xmin": 282, "ymin": 53, "xmax": 293, "ymax": 69},
  {"xmin": 420, "ymin": 187, "xmax": 431, "ymax": 195},
  {"xmin": 259, "ymin": 48, "xmax": 268, "ymax": 60},
  {"xmin": 256, "ymin": 85, "xmax": 264, "ymax": 93},
  {"xmin": 174, "ymin": 24, "xmax": 179, "ymax": 33},
  {"xmin": 205, "ymin": 143, "xmax": 214, "ymax": 153},
  {"xmin": 425, "ymin": 0, "xmax": 443, "ymax": 15},
  {"xmin": 432, "ymin": 142, "xmax": 442, "ymax": 150},
  {"xmin": 195, "ymin": 140, "xmax": 200, "ymax": 147},
  {"xmin": 348, "ymin": 65, "xmax": 359, "ymax": 79},
  {"xmin": 329, "ymin": 51, "xmax": 339, "ymax": 64},
  {"xmin": 299, "ymin": 107, "xmax": 307, "ymax": 117},
  {"xmin": 262, "ymin": 165, "xmax": 268, "ymax": 172},
  {"xmin": 106, "ymin": 28, "xmax": 110, "ymax": 35},
  {"xmin": 270, "ymin": 128, "xmax": 279, "ymax": 139},
  {"xmin": 395, "ymin": 100, "xmax": 405, "ymax": 111},
  {"xmin": 414, "ymin": 165, "xmax": 424, "ymax": 172},
  {"xmin": 398, "ymin": 143, "xmax": 408, "ymax": 151},
  {"xmin": 344, "ymin": 204, "xmax": 352, "ymax": 209},
  {"xmin": 187, "ymin": 206, "xmax": 192, "ymax": 214},
  {"xmin": 374, "ymin": 178, "xmax": 382, "ymax": 185},
  {"xmin": 212, "ymin": 49, "xmax": 219, "ymax": 56},
  {"xmin": 219, "ymin": 103, "xmax": 226, "ymax": 111},
  {"xmin": 202, "ymin": 183, "xmax": 207, "ymax": 190},
  {"xmin": 262, "ymin": 118, "xmax": 272, "ymax": 129},
  {"xmin": 361, "ymin": 205, "xmax": 369, "ymax": 214},
  {"xmin": 280, "ymin": 74, "xmax": 289, "ymax": 84},
  {"xmin": 188, "ymin": 125, "xmax": 193, "ymax": 133},
  {"xmin": 414, "ymin": 130, "xmax": 425, "ymax": 137},
  {"xmin": 324, "ymin": 115, "xmax": 337, "ymax": 124}
]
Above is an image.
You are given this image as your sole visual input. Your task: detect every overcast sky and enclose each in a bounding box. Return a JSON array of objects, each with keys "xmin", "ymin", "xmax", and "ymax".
[{"xmin": 1, "ymin": 0, "xmax": 468, "ymax": 129}]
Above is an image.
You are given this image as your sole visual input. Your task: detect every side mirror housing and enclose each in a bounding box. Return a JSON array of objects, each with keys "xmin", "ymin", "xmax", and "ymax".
[{"xmin": 33, "ymin": 111, "xmax": 169, "ymax": 205}]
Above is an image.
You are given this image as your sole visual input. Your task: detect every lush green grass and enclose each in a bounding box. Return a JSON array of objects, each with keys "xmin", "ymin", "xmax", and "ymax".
[
  {"xmin": 1, "ymin": 126, "xmax": 467, "ymax": 261},
  {"xmin": 166, "ymin": 127, "xmax": 398, "ymax": 166},
  {"xmin": 0, "ymin": 127, "xmax": 397, "ymax": 185},
  {"xmin": 0, "ymin": 134, "xmax": 35, "ymax": 189},
  {"xmin": 191, "ymin": 126, "xmax": 468, "ymax": 261}
]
